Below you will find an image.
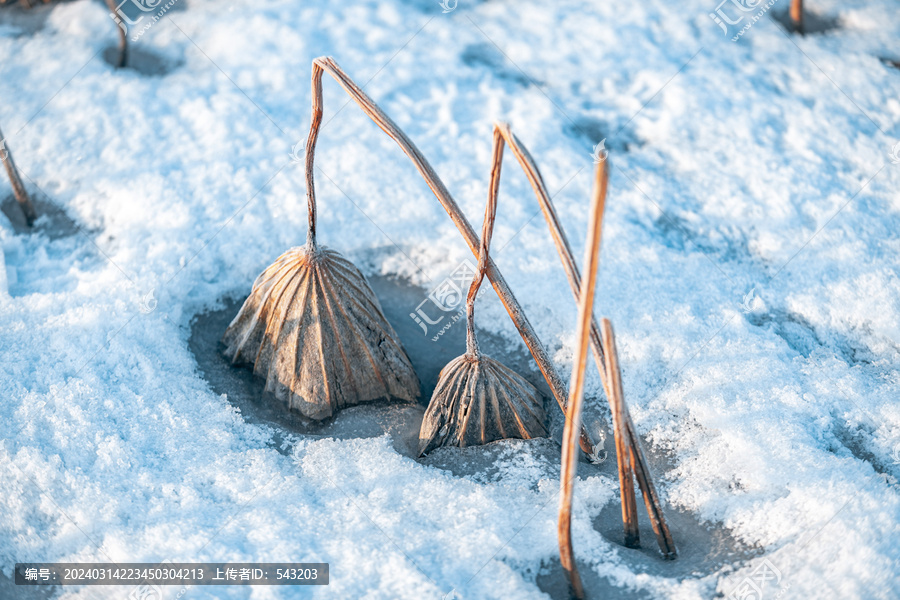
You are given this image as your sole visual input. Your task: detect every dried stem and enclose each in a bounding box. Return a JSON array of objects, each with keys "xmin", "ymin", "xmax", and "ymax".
[
  {"xmin": 304, "ymin": 56, "xmax": 598, "ymax": 454},
  {"xmin": 106, "ymin": 0, "xmax": 128, "ymax": 68},
  {"xmin": 0, "ymin": 125, "xmax": 37, "ymax": 227},
  {"xmin": 629, "ymin": 430, "xmax": 677, "ymax": 558},
  {"xmin": 464, "ymin": 127, "xmax": 503, "ymax": 360},
  {"xmin": 495, "ymin": 123, "xmax": 677, "ymax": 558},
  {"xmin": 601, "ymin": 319, "xmax": 640, "ymax": 548},
  {"xmin": 790, "ymin": 0, "xmax": 803, "ymax": 32},
  {"xmin": 559, "ymin": 159, "xmax": 607, "ymax": 600},
  {"xmin": 304, "ymin": 62, "xmax": 324, "ymax": 250}
]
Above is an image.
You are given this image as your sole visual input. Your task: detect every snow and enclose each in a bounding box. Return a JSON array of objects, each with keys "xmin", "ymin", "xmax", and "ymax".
[{"xmin": 1, "ymin": 0, "xmax": 899, "ymax": 598}]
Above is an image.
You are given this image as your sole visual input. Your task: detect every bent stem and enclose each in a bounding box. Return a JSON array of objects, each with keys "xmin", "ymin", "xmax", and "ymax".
[
  {"xmin": 303, "ymin": 60, "xmax": 325, "ymax": 251},
  {"xmin": 559, "ymin": 159, "xmax": 607, "ymax": 600},
  {"xmin": 495, "ymin": 122, "xmax": 677, "ymax": 559},
  {"xmin": 0, "ymin": 125, "xmax": 37, "ymax": 227},
  {"xmin": 105, "ymin": 0, "xmax": 128, "ymax": 68},
  {"xmin": 304, "ymin": 56, "xmax": 598, "ymax": 455},
  {"xmin": 464, "ymin": 127, "xmax": 503, "ymax": 360}
]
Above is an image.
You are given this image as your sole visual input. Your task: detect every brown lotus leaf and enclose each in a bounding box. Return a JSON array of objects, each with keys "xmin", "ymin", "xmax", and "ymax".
[
  {"xmin": 418, "ymin": 353, "xmax": 547, "ymax": 456},
  {"xmin": 223, "ymin": 244, "xmax": 420, "ymax": 420}
]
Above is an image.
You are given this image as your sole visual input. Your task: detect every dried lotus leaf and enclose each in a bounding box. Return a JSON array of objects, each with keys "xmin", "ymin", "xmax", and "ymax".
[
  {"xmin": 223, "ymin": 244, "xmax": 420, "ymax": 420},
  {"xmin": 418, "ymin": 354, "xmax": 547, "ymax": 456}
]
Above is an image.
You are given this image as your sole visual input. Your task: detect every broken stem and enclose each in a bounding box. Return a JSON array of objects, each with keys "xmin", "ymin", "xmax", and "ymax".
[
  {"xmin": 0, "ymin": 125, "xmax": 37, "ymax": 227},
  {"xmin": 464, "ymin": 126, "xmax": 503, "ymax": 360},
  {"xmin": 495, "ymin": 123, "xmax": 677, "ymax": 559},
  {"xmin": 106, "ymin": 0, "xmax": 128, "ymax": 68},
  {"xmin": 305, "ymin": 56, "xmax": 597, "ymax": 454},
  {"xmin": 559, "ymin": 159, "xmax": 607, "ymax": 600},
  {"xmin": 601, "ymin": 319, "xmax": 641, "ymax": 549}
]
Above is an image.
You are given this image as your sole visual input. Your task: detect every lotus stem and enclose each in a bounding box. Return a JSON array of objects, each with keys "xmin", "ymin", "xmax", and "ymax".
[
  {"xmin": 558, "ymin": 159, "xmax": 607, "ymax": 600},
  {"xmin": 464, "ymin": 127, "xmax": 503, "ymax": 360},
  {"xmin": 105, "ymin": 0, "xmax": 128, "ymax": 68},
  {"xmin": 305, "ymin": 56, "xmax": 598, "ymax": 455},
  {"xmin": 0, "ymin": 125, "xmax": 37, "ymax": 227},
  {"xmin": 601, "ymin": 319, "xmax": 641, "ymax": 548},
  {"xmin": 304, "ymin": 62, "xmax": 325, "ymax": 250},
  {"xmin": 495, "ymin": 123, "xmax": 677, "ymax": 559}
]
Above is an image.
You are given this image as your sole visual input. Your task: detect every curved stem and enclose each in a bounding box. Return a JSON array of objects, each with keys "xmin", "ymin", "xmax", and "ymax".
[
  {"xmin": 0, "ymin": 125, "xmax": 37, "ymax": 227},
  {"xmin": 305, "ymin": 56, "xmax": 598, "ymax": 454},
  {"xmin": 559, "ymin": 159, "xmax": 607, "ymax": 600},
  {"xmin": 465, "ymin": 127, "xmax": 503, "ymax": 359},
  {"xmin": 303, "ymin": 63, "xmax": 326, "ymax": 249}
]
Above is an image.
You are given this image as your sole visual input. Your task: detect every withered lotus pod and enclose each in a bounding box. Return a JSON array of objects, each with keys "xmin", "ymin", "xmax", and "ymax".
[
  {"xmin": 222, "ymin": 242, "xmax": 420, "ymax": 420},
  {"xmin": 222, "ymin": 72, "xmax": 419, "ymax": 420},
  {"xmin": 418, "ymin": 128, "xmax": 547, "ymax": 456}
]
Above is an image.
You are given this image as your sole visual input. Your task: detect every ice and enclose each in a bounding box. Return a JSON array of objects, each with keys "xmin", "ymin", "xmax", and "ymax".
[{"xmin": 1, "ymin": 0, "xmax": 900, "ymax": 597}]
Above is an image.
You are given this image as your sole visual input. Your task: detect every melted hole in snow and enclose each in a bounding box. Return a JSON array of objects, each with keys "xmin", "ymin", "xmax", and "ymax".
[
  {"xmin": 563, "ymin": 115, "xmax": 643, "ymax": 154},
  {"xmin": 879, "ymin": 57, "xmax": 900, "ymax": 71},
  {"xmin": 421, "ymin": 422, "xmax": 762, "ymax": 594},
  {"xmin": 536, "ymin": 518, "xmax": 762, "ymax": 600},
  {"xmin": 1, "ymin": 193, "xmax": 100, "ymax": 297},
  {"xmin": 534, "ymin": 437, "xmax": 762, "ymax": 598},
  {"xmin": 461, "ymin": 42, "xmax": 539, "ymax": 88},
  {"xmin": 771, "ymin": 8, "xmax": 840, "ymax": 35},
  {"xmin": 0, "ymin": 1, "xmax": 52, "ymax": 36},
  {"xmin": 189, "ymin": 271, "xmax": 554, "ymax": 458},
  {"xmin": 102, "ymin": 45, "xmax": 181, "ymax": 77},
  {"xmin": 1, "ymin": 192, "xmax": 81, "ymax": 239},
  {"xmin": 191, "ymin": 268, "xmax": 761, "ymax": 588}
]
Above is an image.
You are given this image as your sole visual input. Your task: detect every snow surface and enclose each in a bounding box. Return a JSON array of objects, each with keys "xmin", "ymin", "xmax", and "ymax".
[{"xmin": 1, "ymin": 0, "xmax": 900, "ymax": 598}]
